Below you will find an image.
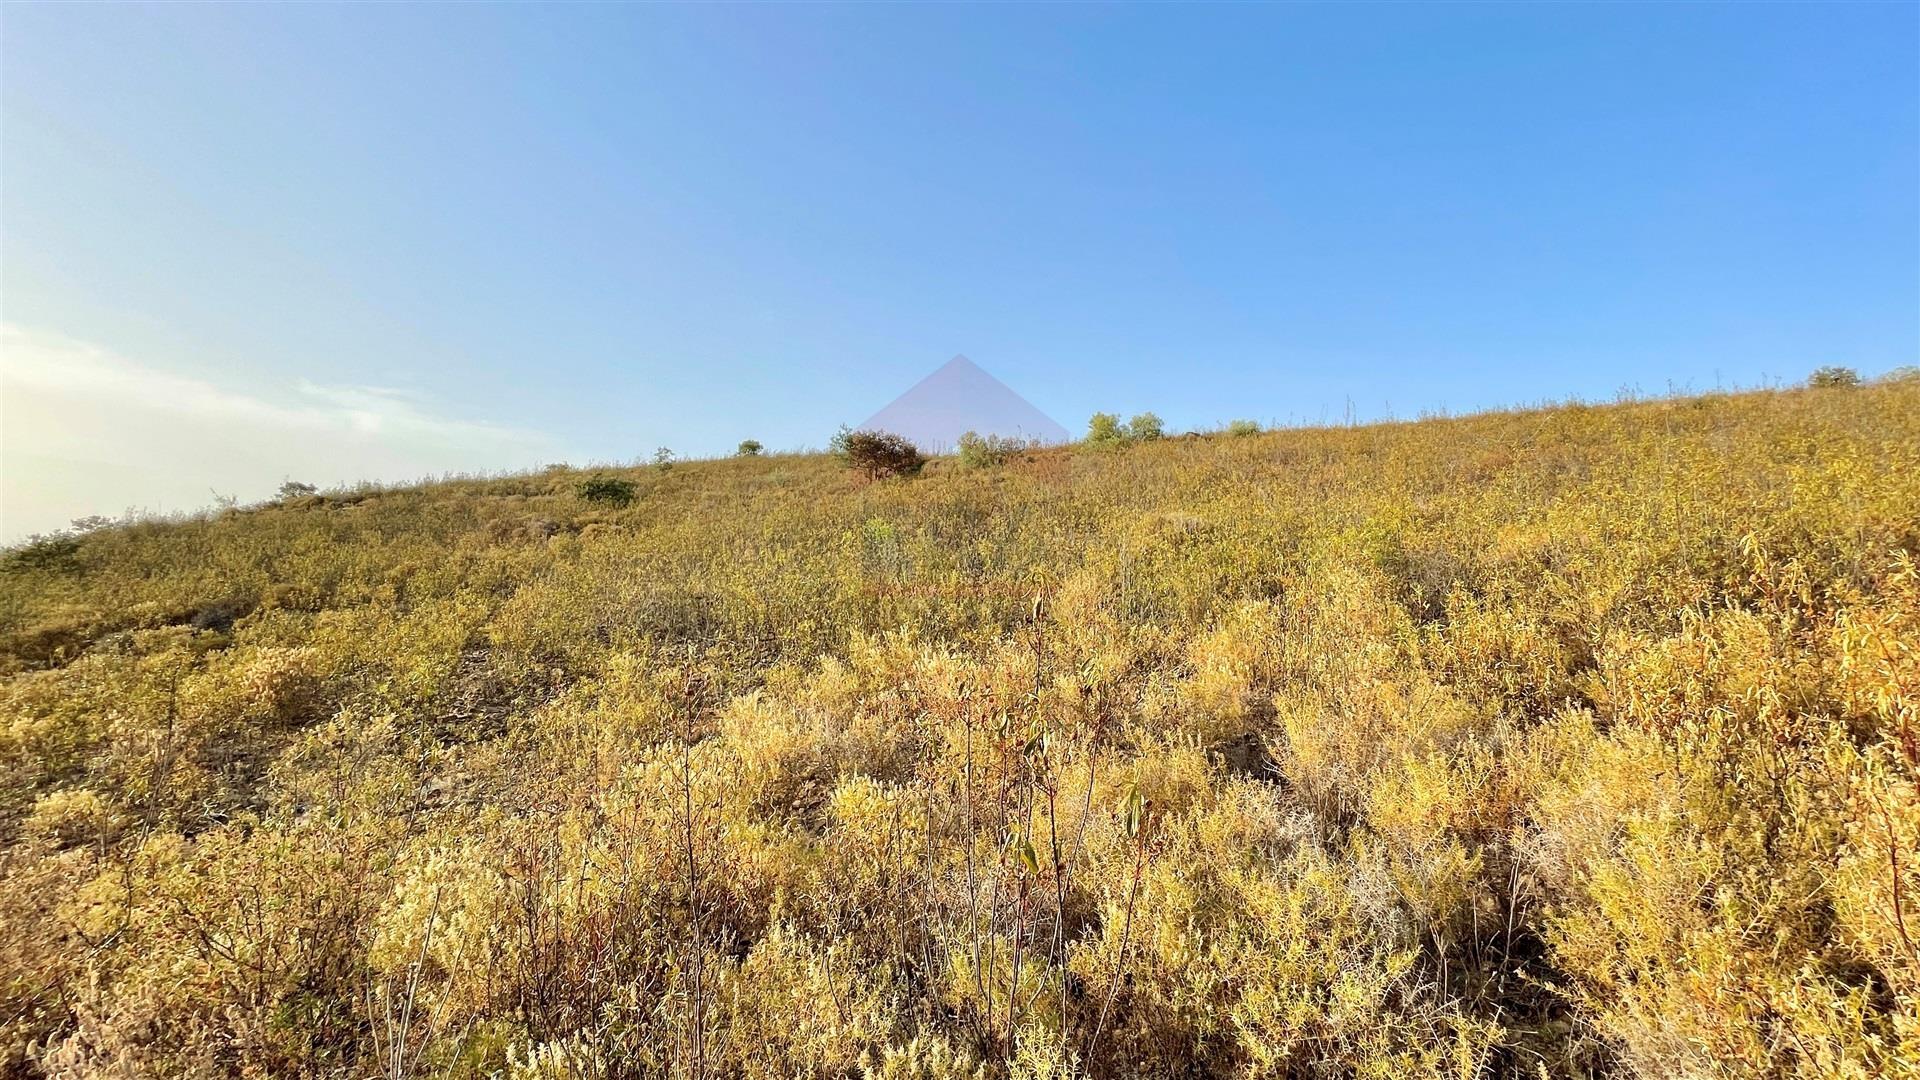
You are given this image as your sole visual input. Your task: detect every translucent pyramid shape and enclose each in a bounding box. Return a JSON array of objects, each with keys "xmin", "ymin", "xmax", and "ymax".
[{"xmin": 860, "ymin": 355, "xmax": 1071, "ymax": 453}]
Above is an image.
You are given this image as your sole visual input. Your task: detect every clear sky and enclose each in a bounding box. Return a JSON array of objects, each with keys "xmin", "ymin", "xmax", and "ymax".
[{"xmin": 2, "ymin": 3, "xmax": 1916, "ymax": 539}]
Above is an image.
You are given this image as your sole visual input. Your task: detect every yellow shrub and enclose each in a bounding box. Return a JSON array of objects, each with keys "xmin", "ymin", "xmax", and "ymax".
[{"xmin": 3, "ymin": 381, "xmax": 1916, "ymax": 1076}]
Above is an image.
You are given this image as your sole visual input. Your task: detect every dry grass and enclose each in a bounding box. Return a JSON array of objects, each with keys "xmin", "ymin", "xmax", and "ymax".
[{"xmin": 1, "ymin": 377, "xmax": 1916, "ymax": 1078}]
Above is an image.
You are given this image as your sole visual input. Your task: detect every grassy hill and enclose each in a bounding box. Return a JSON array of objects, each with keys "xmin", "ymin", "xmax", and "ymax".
[{"xmin": 2, "ymin": 379, "xmax": 1917, "ymax": 1078}]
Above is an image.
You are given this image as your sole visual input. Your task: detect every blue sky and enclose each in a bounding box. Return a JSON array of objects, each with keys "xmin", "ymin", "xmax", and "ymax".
[{"xmin": 2, "ymin": 3, "xmax": 1915, "ymax": 537}]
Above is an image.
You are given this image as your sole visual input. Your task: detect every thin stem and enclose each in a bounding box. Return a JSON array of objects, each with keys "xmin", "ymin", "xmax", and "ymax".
[{"xmin": 1087, "ymin": 830, "xmax": 1146, "ymax": 1066}]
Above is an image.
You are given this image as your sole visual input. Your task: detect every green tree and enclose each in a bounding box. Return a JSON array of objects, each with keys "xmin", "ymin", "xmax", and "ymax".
[
  {"xmin": 1127, "ymin": 413, "xmax": 1164, "ymax": 441},
  {"xmin": 834, "ymin": 429, "xmax": 925, "ymax": 480},
  {"xmin": 1086, "ymin": 412, "xmax": 1126, "ymax": 445}
]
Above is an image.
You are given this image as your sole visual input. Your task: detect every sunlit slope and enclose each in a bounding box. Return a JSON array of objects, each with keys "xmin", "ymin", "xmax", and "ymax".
[{"xmin": 2, "ymin": 380, "xmax": 1916, "ymax": 1078}]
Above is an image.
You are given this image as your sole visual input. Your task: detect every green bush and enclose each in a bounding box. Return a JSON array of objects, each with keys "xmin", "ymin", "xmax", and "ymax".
[
  {"xmin": 955, "ymin": 431, "xmax": 1032, "ymax": 469},
  {"xmin": 1087, "ymin": 411, "xmax": 1165, "ymax": 447},
  {"xmin": 2, "ymin": 533, "xmax": 82, "ymax": 575},
  {"xmin": 1086, "ymin": 412, "xmax": 1125, "ymax": 446},
  {"xmin": 737, "ymin": 440, "xmax": 764, "ymax": 457},
  {"xmin": 832, "ymin": 428, "xmax": 925, "ymax": 480},
  {"xmin": 1227, "ymin": 419, "xmax": 1261, "ymax": 437},
  {"xmin": 576, "ymin": 474, "xmax": 638, "ymax": 507},
  {"xmin": 1808, "ymin": 366, "xmax": 1861, "ymax": 389}
]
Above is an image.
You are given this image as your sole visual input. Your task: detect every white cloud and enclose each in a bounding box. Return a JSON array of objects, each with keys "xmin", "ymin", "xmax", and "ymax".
[{"xmin": 0, "ymin": 324, "xmax": 565, "ymax": 541}]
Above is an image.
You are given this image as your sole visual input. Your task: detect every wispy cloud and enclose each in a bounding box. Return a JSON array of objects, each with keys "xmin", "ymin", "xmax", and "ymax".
[{"xmin": 1, "ymin": 324, "xmax": 565, "ymax": 540}]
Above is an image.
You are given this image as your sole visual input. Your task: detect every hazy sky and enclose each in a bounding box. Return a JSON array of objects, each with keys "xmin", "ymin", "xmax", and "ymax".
[{"xmin": 3, "ymin": 3, "xmax": 1916, "ymax": 540}]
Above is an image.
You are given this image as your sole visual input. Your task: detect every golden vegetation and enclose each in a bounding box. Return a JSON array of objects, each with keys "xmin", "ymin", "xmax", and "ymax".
[{"xmin": 2, "ymin": 378, "xmax": 1917, "ymax": 1078}]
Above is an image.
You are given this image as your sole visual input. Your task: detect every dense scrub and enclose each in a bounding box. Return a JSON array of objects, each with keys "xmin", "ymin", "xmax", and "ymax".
[{"xmin": 1, "ymin": 380, "xmax": 1916, "ymax": 1078}]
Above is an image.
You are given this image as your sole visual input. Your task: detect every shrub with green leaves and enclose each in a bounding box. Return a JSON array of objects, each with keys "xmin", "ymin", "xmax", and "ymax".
[
  {"xmin": 1086, "ymin": 412, "xmax": 1126, "ymax": 445},
  {"xmin": 955, "ymin": 431, "xmax": 1032, "ymax": 469},
  {"xmin": 1809, "ymin": 365, "xmax": 1862, "ymax": 388},
  {"xmin": 575, "ymin": 473, "xmax": 638, "ymax": 507},
  {"xmin": 2, "ymin": 533, "xmax": 82, "ymax": 575},
  {"xmin": 737, "ymin": 440, "xmax": 764, "ymax": 457},
  {"xmin": 831, "ymin": 428, "xmax": 925, "ymax": 480},
  {"xmin": 1086, "ymin": 411, "xmax": 1165, "ymax": 446}
]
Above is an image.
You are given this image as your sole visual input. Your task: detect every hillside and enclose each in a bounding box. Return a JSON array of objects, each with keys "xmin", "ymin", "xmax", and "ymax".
[{"xmin": 2, "ymin": 381, "xmax": 1917, "ymax": 1079}]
